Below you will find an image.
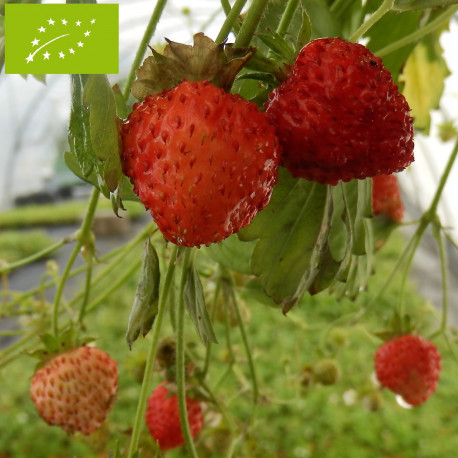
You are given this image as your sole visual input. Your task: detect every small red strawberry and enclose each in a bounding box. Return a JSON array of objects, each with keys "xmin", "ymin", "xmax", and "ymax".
[
  {"xmin": 265, "ymin": 37, "xmax": 414, "ymax": 185},
  {"xmin": 121, "ymin": 80, "xmax": 281, "ymax": 247},
  {"xmin": 372, "ymin": 173, "xmax": 404, "ymax": 222},
  {"xmin": 374, "ymin": 334, "xmax": 441, "ymax": 406},
  {"xmin": 30, "ymin": 346, "xmax": 118, "ymax": 435},
  {"xmin": 145, "ymin": 381, "xmax": 203, "ymax": 451}
]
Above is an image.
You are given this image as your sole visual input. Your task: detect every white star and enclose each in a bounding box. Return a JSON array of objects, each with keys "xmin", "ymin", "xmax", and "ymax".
[
  {"xmin": 43, "ymin": 51, "xmax": 50, "ymax": 60},
  {"xmin": 47, "ymin": 18, "xmax": 55, "ymax": 25},
  {"xmin": 31, "ymin": 38, "xmax": 39, "ymax": 46},
  {"xmin": 76, "ymin": 20, "xmax": 81, "ymax": 26},
  {"xmin": 77, "ymin": 41, "xmax": 84, "ymax": 47},
  {"xmin": 61, "ymin": 19, "xmax": 68, "ymax": 25},
  {"xmin": 38, "ymin": 26, "xmax": 45, "ymax": 33},
  {"xmin": 90, "ymin": 19, "xmax": 96, "ymax": 24},
  {"xmin": 59, "ymin": 51, "xmax": 65, "ymax": 59},
  {"xmin": 69, "ymin": 48, "xmax": 75, "ymax": 54},
  {"xmin": 26, "ymin": 53, "xmax": 34, "ymax": 63},
  {"xmin": 84, "ymin": 30, "xmax": 91, "ymax": 37}
]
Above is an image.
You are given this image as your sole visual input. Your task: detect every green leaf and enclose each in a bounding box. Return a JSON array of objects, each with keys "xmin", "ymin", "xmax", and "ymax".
[
  {"xmin": 400, "ymin": 33, "xmax": 450, "ymax": 133},
  {"xmin": 296, "ymin": 5, "xmax": 312, "ymax": 53},
  {"xmin": 308, "ymin": 179, "xmax": 373, "ymax": 296},
  {"xmin": 257, "ymin": 31, "xmax": 297, "ymax": 63},
  {"xmin": 394, "ymin": 0, "xmax": 458, "ymax": 11},
  {"xmin": 64, "ymin": 150, "xmax": 139, "ymax": 202},
  {"xmin": 83, "ymin": 75, "xmax": 120, "ymax": 162},
  {"xmin": 126, "ymin": 240, "xmax": 160, "ymax": 349},
  {"xmin": 68, "ymin": 74, "xmax": 95, "ymax": 177},
  {"xmin": 183, "ymin": 257, "xmax": 218, "ymax": 346},
  {"xmin": 365, "ymin": 8, "xmax": 422, "ymax": 85},
  {"xmin": 239, "ymin": 168, "xmax": 332, "ymax": 312},
  {"xmin": 302, "ymin": 0, "xmax": 341, "ymax": 39},
  {"xmin": 205, "ymin": 234, "xmax": 255, "ymax": 275}
]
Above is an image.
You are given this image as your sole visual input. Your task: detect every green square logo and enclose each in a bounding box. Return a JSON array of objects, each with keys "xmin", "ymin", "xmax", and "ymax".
[{"xmin": 5, "ymin": 4, "xmax": 119, "ymax": 74}]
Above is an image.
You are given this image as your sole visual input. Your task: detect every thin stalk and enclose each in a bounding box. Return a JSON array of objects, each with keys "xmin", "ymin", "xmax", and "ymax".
[
  {"xmin": 176, "ymin": 248, "xmax": 199, "ymax": 458},
  {"xmin": 376, "ymin": 6, "xmax": 458, "ymax": 57},
  {"xmin": 78, "ymin": 265, "xmax": 92, "ymax": 325},
  {"xmin": 234, "ymin": 0, "xmax": 270, "ymax": 47},
  {"xmin": 425, "ymin": 138, "xmax": 458, "ymax": 218},
  {"xmin": 430, "ymin": 227, "xmax": 449, "ymax": 338},
  {"xmin": 220, "ymin": 0, "xmax": 232, "ymax": 15},
  {"xmin": 229, "ymin": 277, "xmax": 259, "ymax": 415},
  {"xmin": 128, "ymin": 245, "xmax": 180, "ymax": 458},
  {"xmin": 86, "ymin": 258, "xmax": 141, "ymax": 314},
  {"xmin": 201, "ymin": 278, "xmax": 221, "ymax": 380},
  {"xmin": 276, "ymin": 0, "xmax": 299, "ymax": 36},
  {"xmin": 123, "ymin": 0, "xmax": 168, "ymax": 100},
  {"xmin": 51, "ymin": 243, "xmax": 80, "ymax": 337},
  {"xmin": 397, "ymin": 226, "xmax": 426, "ymax": 319},
  {"xmin": 51, "ymin": 188, "xmax": 100, "ymax": 337},
  {"xmin": 0, "ymin": 237, "xmax": 71, "ymax": 275},
  {"xmin": 216, "ymin": 0, "xmax": 247, "ymax": 44},
  {"xmin": 349, "ymin": 0, "xmax": 395, "ymax": 42}
]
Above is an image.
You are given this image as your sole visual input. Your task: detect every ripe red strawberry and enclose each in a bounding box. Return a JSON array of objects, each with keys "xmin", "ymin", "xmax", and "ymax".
[
  {"xmin": 145, "ymin": 381, "xmax": 203, "ymax": 451},
  {"xmin": 374, "ymin": 334, "xmax": 441, "ymax": 406},
  {"xmin": 266, "ymin": 37, "xmax": 414, "ymax": 185},
  {"xmin": 372, "ymin": 173, "xmax": 404, "ymax": 222},
  {"xmin": 121, "ymin": 80, "xmax": 281, "ymax": 247},
  {"xmin": 30, "ymin": 346, "xmax": 118, "ymax": 435}
]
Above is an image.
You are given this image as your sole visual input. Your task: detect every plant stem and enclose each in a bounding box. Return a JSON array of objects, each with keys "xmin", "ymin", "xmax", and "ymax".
[
  {"xmin": 128, "ymin": 244, "xmax": 180, "ymax": 458},
  {"xmin": 229, "ymin": 276, "xmax": 259, "ymax": 419},
  {"xmin": 51, "ymin": 188, "xmax": 100, "ymax": 337},
  {"xmin": 78, "ymin": 266, "xmax": 92, "ymax": 326},
  {"xmin": 123, "ymin": 0, "xmax": 168, "ymax": 101},
  {"xmin": 51, "ymin": 244, "xmax": 80, "ymax": 337},
  {"xmin": 216, "ymin": 0, "xmax": 248, "ymax": 44},
  {"xmin": 425, "ymin": 138, "xmax": 458, "ymax": 219},
  {"xmin": 349, "ymin": 0, "xmax": 394, "ymax": 42},
  {"xmin": 0, "ymin": 238, "xmax": 71, "ymax": 275},
  {"xmin": 86, "ymin": 258, "xmax": 142, "ymax": 314},
  {"xmin": 430, "ymin": 226, "xmax": 449, "ymax": 338},
  {"xmin": 234, "ymin": 0, "xmax": 270, "ymax": 47},
  {"xmin": 201, "ymin": 278, "xmax": 221, "ymax": 380},
  {"xmin": 176, "ymin": 248, "xmax": 199, "ymax": 458},
  {"xmin": 375, "ymin": 5, "xmax": 458, "ymax": 57},
  {"xmin": 276, "ymin": 0, "xmax": 299, "ymax": 36}
]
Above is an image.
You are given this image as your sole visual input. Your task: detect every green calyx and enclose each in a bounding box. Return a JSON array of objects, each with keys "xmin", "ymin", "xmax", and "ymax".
[{"xmin": 131, "ymin": 32, "xmax": 256, "ymax": 101}]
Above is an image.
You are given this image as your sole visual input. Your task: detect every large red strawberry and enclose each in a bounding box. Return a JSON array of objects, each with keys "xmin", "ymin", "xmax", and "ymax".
[
  {"xmin": 121, "ymin": 80, "xmax": 281, "ymax": 247},
  {"xmin": 372, "ymin": 173, "xmax": 404, "ymax": 222},
  {"xmin": 30, "ymin": 346, "xmax": 118, "ymax": 434},
  {"xmin": 266, "ymin": 37, "xmax": 414, "ymax": 185},
  {"xmin": 145, "ymin": 381, "xmax": 203, "ymax": 451},
  {"xmin": 374, "ymin": 334, "xmax": 441, "ymax": 406}
]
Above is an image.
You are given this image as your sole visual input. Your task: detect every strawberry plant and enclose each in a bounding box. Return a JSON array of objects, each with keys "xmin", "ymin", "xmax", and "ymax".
[{"xmin": 1, "ymin": 0, "xmax": 458, "ymax": 457}]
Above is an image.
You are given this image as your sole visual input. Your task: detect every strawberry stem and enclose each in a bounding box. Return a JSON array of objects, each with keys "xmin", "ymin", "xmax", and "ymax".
[
  {"xmin": 234, "ymin": 0, "xmax": 270, "ymax": 47},
  {"xmin": 348, "ymin": 0, "xmax": 395, "ymax": 43},
  {"xmin": 375, "ymin": 6, "xmax": 458, "ymax": 57},
  {"xmin": 276, "ymin": 0, "xmax": 300, "ymax": 36},
  {"xmin": 216, "ymin": 0, "xmax": 247, "ymax": 44},
  {"xmin": 123, "ymin": 0, "xmax": 168, "ymax": 100},
  {"xmin": 176, "ymin": 247, "xmax": 199, "ymax": 458},
  {"xmin": 0, "ymin": 238, "xmax": 70, "ymax": 275},
  {"xmin": 226, "ymin": 271, "xmax": 259, "ymax": 426},
  {"xmin": 430, "ymin": 222, "xmax": 449, "ymax": 338},
  {"xmin": 51, "ymin": 188, "xmax": 100, "ymax": 337},
  {"xmin": 128, "ymin": 244, "xmax": 181, "ymax": 458}
]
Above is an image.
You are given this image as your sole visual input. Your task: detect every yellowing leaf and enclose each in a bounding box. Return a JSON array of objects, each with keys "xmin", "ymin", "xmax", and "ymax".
[{"xmin": 400, "ymin": 34, "xmax": 450, "ymax": 133}]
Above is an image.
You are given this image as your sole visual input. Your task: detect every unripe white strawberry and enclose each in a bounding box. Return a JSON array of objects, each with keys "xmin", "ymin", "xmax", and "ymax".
[{"xmin": 30, "ymin": 346, "xmax": 118, "ymax": 435}]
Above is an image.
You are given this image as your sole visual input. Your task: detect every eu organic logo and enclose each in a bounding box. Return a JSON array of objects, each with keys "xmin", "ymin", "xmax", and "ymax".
[{"xmin": 5, "ymin": 4, "xmax": 119, "ymax": 74}]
